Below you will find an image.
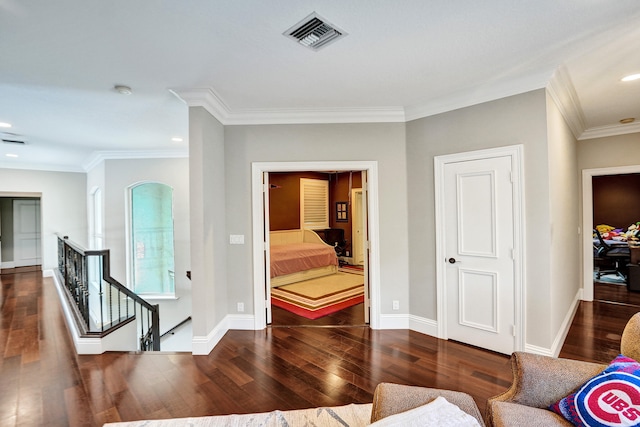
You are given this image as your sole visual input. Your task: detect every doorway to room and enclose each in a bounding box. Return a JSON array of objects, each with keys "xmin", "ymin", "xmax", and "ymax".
[
  {"xmin": 267, "ymin": 170, "xmax": 368, "ymax": 327},
  {"xmin": 589, "ymin": 171, "xmax": 640, "ymax": 307},
  {"xmin": 0, "ymin": 194, "xmax": 42, "ymax": 273},
  {"xmin": 251, "ymin": 161, "xmax": 381, "ymax": 331}
]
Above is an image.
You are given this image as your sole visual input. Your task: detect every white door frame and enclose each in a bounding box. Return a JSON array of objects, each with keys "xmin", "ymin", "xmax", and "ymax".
[
  {"xmin": 251, "ymin": 161, "xmax": 381, "ymax": 330},
  {"xmin": 434, "ymin": 145, "xmax": 526, "ymax": 351},
  {"xmin": 581, "ymin": 165, "xmax": 640, "ymax": 301}
]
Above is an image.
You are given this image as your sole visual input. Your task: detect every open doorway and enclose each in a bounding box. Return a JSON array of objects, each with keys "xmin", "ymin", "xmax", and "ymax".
[
  {"xmin": 267, "ymin": 171, "xmax": 367, "ymax": 326},
  {"xmin": 0, "ymin": 195, "xmax": 42, "ymax": 274},
  {"xmin": 251, "ymin": 161, "xmax": 380, "ymax": 331},
  {"xmin": 591, "ymin": 173, "xmax": 640, "ymax": 307},
  {"xmin": 582, "ymin": 165, "xmax": 640, "ymax": 305}
]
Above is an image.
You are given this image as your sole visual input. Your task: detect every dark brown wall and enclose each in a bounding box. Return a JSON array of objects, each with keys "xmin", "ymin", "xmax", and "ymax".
[
  {"xmin": 593, "ymin": 173, "xmax": 640, "ymax": 229},
  {"xmin": 329, "ymin": 172, "xmax": 363, "ymax": 253},
  {"xmin": 268, "ymin": 172, "xmax": 328, "ymax": 231},
  {"xmin": 268, "ymin": 172, "xmax": 364, "ymax": 255}
]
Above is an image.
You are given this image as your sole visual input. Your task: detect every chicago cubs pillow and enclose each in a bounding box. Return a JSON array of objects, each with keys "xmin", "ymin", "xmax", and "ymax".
[{"xmin": 549, "ymin": 354, "xmax": 640, "ymax": 427}]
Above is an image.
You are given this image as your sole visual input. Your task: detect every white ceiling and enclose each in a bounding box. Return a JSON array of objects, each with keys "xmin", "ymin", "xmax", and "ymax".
[{"xmin": 1, "ymin": 1, "xmax": 639, "ymax": 172}]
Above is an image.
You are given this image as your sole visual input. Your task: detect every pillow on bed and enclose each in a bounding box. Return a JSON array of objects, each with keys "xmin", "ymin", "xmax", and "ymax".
[{"xmin": 549, "ymin": 354, "xmax": 640, "ymax": 427}]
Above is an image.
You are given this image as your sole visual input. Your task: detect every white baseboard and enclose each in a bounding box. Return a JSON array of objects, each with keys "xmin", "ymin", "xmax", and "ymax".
[
  {"xmin": 43, "ymin": 269, "xmax": 54, "ymax": 277},
  {"xmin": 409, "ymin": 315, "xmax": 439, "ymax": 337},
  {"xmin": 550, "ymin": 287, "xmax": 583, "ymax": 357},
  {"xmin": 192, "ymin": 317, "xmax": 229, "ymax": 355},
  {"xmin": 378, "ymin": 313, "xmax": 410, "ymax": 329},
  {"xmin": 1, "ymin": 261, "xmax": 15, "ymax": 269},
  {"xmin": 228, "ymin": 314, "xmax": 256, "ymax": 330},
  {"xmin": 524, "ymin": 343, "xmax": 554, "ymax": 357}
]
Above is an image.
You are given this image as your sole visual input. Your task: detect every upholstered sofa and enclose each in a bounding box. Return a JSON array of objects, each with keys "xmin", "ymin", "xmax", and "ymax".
[
  {"xmin": 487, "ymin": 312, "xmax": 640, "ymax": 426},
  {"xmin": 104, "ymin": 382, "xmax": 485, "ymax": 426}
]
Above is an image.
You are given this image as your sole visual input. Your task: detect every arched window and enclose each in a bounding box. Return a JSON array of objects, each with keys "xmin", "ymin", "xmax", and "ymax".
[{"xmin": 129, "ymin": 182, "xmax": 175, "ymax": 296}]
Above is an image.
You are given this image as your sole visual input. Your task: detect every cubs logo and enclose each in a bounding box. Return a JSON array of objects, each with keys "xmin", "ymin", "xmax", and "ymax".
[{"xmin": 574, "ymin": 372, "xmax": 640, "ymax": 426}]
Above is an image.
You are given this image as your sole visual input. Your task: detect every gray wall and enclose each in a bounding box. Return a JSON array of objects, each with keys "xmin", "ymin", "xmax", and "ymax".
[
  {"xmin": 0, "ymin": 168, "xmax": 87, "ymax": 269},
  {"xmin": 223, "ymin": 122, "xmax": 409, "ymax": 317},
  {"xmin": 577, "ymin": 133, "xmax": 640, "ymax": 170},
  {"xmin": 189, "ymin": 107, "xmax": 228, "ymax": 336},
  {"xmin": 405, "ymin": 89, "xmax": 556, "ymax": 349},
  {"xmin": 98, "ymin": 157, "xmax": 191, "ymax": 333},
  {"xmin": 546, "ymin": 92, "xmax": 581, "ymax": 346},
  {"xmin": 0, "ymin": 198, "xmax": 13, "ymax": 263}
]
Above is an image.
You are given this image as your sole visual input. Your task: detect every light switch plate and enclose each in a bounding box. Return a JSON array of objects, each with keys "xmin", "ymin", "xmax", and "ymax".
[{"xmin": 230, "ymin": 234, "xmax": 244, "ymax": 244}]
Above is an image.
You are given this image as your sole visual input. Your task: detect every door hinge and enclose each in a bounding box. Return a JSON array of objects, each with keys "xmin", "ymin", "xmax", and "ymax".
[{"xmin": 511, "ymin": 325, "xmax": 516, "ymax": 337}]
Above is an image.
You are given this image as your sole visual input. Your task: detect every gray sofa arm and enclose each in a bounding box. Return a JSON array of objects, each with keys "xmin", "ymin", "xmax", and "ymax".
[{"xmin": 488, "ymin": 352, "xmax": 605, "ymax": 410}]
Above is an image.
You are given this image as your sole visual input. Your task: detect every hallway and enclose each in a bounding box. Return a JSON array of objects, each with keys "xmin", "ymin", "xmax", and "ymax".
[{"xmin": 0, "ymin": 271, "xmax": 637, "ymax": 426}]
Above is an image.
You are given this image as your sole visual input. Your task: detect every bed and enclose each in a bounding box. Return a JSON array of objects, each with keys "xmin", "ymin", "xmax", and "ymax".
[{"xmin": 269, "ymin": 229, "xmax": 338, "ymax": 288}]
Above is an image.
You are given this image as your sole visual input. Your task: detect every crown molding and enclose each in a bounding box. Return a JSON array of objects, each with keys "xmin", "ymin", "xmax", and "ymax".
[
  {"xmin": 173, "ymin": 88, "xmax": 405, "ymax": 125},
  {"xmin": 83, "ymin": 149, "xmax": 188, "ymax": 172},
  {"xmin": 405, "ymin": 72, "xmax": 552, "ymax": 122},
  {"xmin": 579, "ymin": 121, "xmax": 640, "ymax": 140},
  {"xmin": 547, "ymin": 65, "xmax": 586, "ymax": 139}
]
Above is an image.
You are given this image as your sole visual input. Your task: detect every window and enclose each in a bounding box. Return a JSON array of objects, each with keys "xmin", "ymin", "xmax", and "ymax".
[
  {"xmin": 300, "ymin": 178, "xmax": 329, "ymax": 229},
  {"xmin": 129, "ymin": 182, "xmax": 175, "ymax": 296}
]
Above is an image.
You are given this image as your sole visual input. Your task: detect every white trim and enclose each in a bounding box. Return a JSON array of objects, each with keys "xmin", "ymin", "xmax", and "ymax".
[
  {"xmin": 227, "ymin": 314, "xmax": 256, "ymax": 330},
  {"xmin": 83, "ymin": 149, "xmax": 188, "ymax": 173},
  {"xmin": 192, "ymin": 317, "xmax": 229, "ymax": 355},
  {"xmin": 549, "ymin": 288, "xmax": 582, "ymax": 357},
  {"xmin": 581, "ymin": 165, "xmax": 640, "ymax": 301},
  {"xmin": 579, "ymin": 122, "xmax": 640, "ymax": 140},
  {"xmin": 524, "ymin": 344, "xmax": 554, "ymax": 357},
  {"xmin": 173, "ymin": 88, "xmax": 405, "ymax": 125},
  {"xmin": 434, "ymin": 145, "xmax": 526, "ymax": 352},
  {"xmin": 251, "ymin": 161, "xmax": 381, "ymax": 330},
  {"xmin": 1, "ymin": 261, "xmax": 16, "ymax": 269},
  {"xmin": 409, "ymin": 315, "xmax": 439, "ymax": 337},
  {"xmin": 546, "ymin": 66, "xmax": 586, "ymax": 140},
  {"xmin": 379, "ymin": 314, "xmax": 410, "ymax": 329}
]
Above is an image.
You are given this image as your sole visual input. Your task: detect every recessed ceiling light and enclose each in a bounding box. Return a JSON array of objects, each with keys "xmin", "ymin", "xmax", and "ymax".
[
  {"xmin": 622, "ymin": 74, "xmax": 640, "ymax": 82},
  {"xmin": 171, "ymin": 137, "xmax": 183, "ymax": 142},
  {"xmin": 114, "ymin": 85, "xmax": 132, "ymax": 95},
  {"xmin": 620, "ymin": 118, "xmax": 636, "ymax": 124},
  {"xmin": 5, "ymin": 153, "xmax": 18, "ymax": 158},
  {"xmin": 0, "ymin": 122, "xmax": 11, "ymax": 128}
]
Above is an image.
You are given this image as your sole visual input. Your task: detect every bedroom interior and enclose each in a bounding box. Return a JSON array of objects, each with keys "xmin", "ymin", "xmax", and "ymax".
[
  {"xmin": 592, "ymin": 173, "xmax": 640, "ymax": 306},
  {"xmin": 268, "ymin": 171, "xmax": 368, "ymax": 326}
]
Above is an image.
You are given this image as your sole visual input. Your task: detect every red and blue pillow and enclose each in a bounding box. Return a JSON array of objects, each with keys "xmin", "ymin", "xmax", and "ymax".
[{"xmin": 550, "ymin": 354, "xmax": 640, "ymax": 427}]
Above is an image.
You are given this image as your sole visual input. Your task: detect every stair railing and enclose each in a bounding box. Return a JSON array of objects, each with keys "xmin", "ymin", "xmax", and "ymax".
[{"xmin": 56, "ymin": 235, "xmax": 160, "ymax": 351}]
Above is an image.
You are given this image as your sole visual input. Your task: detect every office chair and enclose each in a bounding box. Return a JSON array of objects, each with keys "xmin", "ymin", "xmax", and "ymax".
[
  {"xmin": 593, "ymin": 228, "xmax": 630, "ymax": 281},
  {"xmin": 323, "ymin": 228, "xmax": 347, "ymax": 257}
]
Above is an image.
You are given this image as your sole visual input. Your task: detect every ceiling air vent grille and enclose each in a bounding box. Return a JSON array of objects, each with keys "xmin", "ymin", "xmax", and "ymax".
[
  {"xmin": 284, "ymin": 13, "xmax": 347, "ymax": 51},
  {"xmin": 1, "ymin": 133, "xmax": 26, "ymax": 145}
]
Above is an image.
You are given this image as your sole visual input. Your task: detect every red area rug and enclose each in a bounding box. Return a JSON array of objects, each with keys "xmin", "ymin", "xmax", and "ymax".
[{"xmin": 271, "ymin": 273, "xmax": 364, "ymax": 320}]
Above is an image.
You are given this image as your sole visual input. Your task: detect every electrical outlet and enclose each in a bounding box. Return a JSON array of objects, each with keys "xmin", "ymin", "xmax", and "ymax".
[
  {"xmin": 392, "ymin": 300, "xmax": 399, "ymax": 310},
  {"xmin": 237, "ymin": 302, "xmax": 244, "ymax": 312}
]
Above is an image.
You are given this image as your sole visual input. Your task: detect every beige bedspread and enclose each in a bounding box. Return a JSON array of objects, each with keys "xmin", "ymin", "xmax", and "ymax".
[{"xmin": 270, "ymin": 242, "xmax": 338, "ymax": 278}]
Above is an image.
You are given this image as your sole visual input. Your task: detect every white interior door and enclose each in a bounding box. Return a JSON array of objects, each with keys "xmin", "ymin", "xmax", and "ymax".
[
  {"xmin": 13, "ymin": 199, "xmax": 41, "ymax": 267},
  {"xmin": 443, "ymin": 155, "xmax": 515, "ymax": 355}
]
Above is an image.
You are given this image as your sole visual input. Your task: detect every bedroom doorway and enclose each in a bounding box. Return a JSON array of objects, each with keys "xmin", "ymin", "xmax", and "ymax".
[
  {"xmin": 267, "ymin": 171, "xmax": 368, "ymax": 327},
  {"xmin": 251, "ymin": 161, "xmax": 380, "ymax": 331}
]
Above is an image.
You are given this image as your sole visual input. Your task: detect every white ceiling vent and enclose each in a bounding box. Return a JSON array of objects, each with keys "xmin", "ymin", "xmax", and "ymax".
[{"xmin": 284, "ymin": 12, "xmax": 347, "ymax": 51}]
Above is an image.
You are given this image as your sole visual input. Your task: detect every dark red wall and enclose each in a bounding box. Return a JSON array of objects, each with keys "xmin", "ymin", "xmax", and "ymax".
[
  {"xmin": 268, "ymin": 171, "xmax": 364, "ymax": 255},
  {"xmin": 593, "ymin": 173, "xmax": 640, "ymax": 229}
]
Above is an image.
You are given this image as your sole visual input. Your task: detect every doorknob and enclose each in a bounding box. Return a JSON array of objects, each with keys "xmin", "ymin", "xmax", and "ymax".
[{"xmin": 448, "ymin": 258, "xmax": 459, "ymax": 264}]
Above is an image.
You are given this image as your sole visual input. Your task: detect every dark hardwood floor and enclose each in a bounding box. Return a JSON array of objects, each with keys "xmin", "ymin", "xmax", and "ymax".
[
  {"xmin": 1, "ymin": 271, "xmax": 638, "ymax": 426},
  {"xmin": 594, "ymin": 281, "xmax": 640, "ymax": 306},
  {"xmin": 271, "ymin": 302, "xmax": 366, "ymax": 326}
]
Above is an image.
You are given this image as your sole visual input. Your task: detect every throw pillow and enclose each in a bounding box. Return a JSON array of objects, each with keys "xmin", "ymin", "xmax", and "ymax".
[
  {"xmin": 368, "ymin": 396, "xmax": 481, "ymax": 427},
  {"xmin": 549, "ymin": 354, "xmax": 640, "ymax": 427}
]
